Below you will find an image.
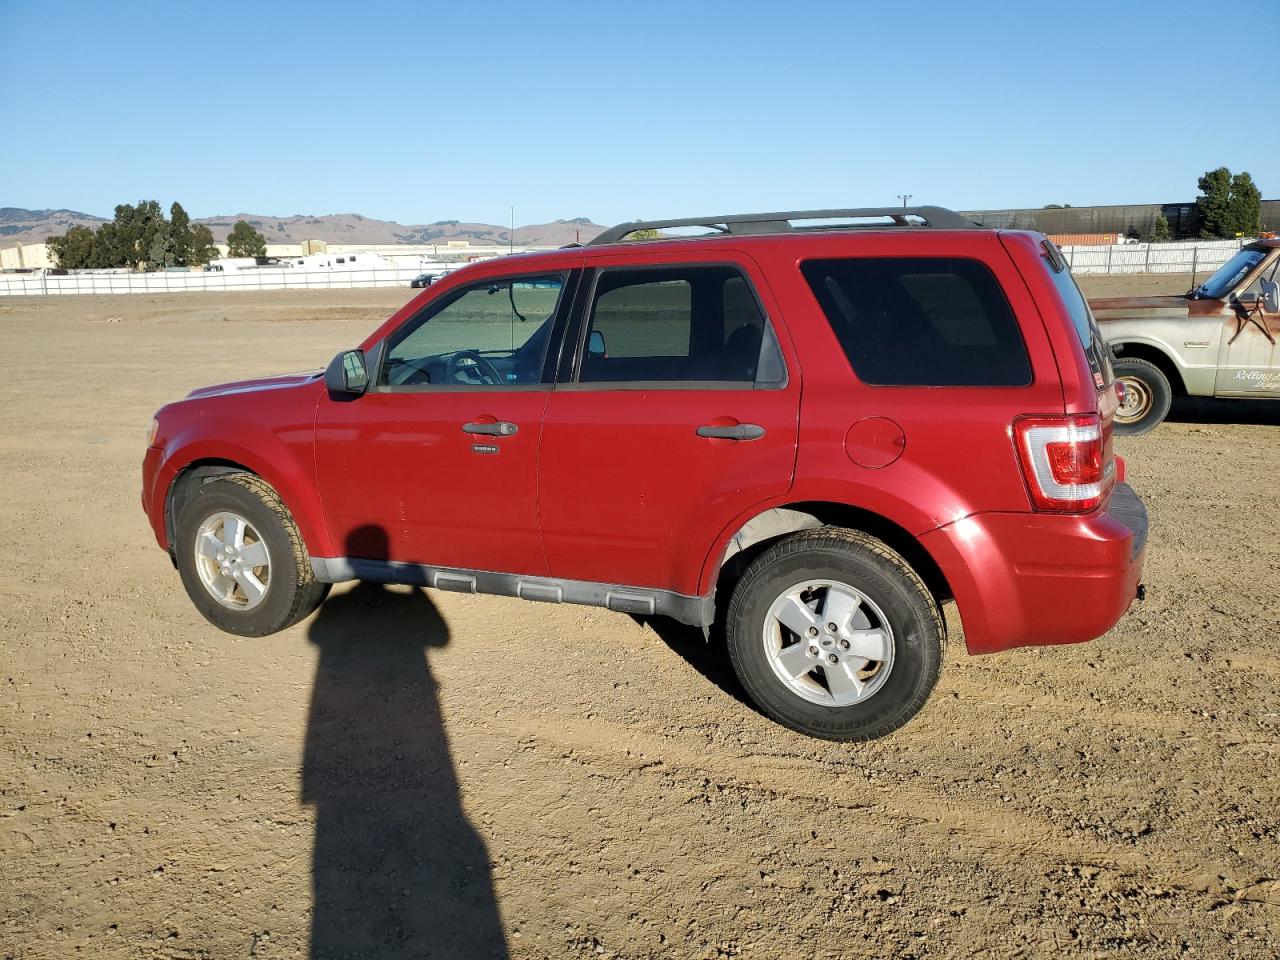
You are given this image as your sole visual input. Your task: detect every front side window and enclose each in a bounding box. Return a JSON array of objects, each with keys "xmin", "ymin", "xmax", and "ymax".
[
  {"xmin": 579, "ymin": 265, "xmax": 784, "ymax": 385},
  {"xmin": 800, "ymin": 256, "xmax": 1031, "ymax": 387},
  {"xmin": 382, "ymin": 275, "xmax": 564, "ymax": 387}
]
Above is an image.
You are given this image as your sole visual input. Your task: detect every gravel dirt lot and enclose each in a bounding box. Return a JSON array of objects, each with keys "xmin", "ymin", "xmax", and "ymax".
[{"xmin": 2, "ymin": 275, "xmax": 1278, "ymax": 959}]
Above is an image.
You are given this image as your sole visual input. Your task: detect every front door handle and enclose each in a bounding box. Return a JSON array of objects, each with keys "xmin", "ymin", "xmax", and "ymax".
[
  {"xmin": 463, "ymin": 420, "xmax": 518, "ymax": 437},
  {"xmin": 696, "ymin": 423, "xmax": 766, "ymax": 441}
]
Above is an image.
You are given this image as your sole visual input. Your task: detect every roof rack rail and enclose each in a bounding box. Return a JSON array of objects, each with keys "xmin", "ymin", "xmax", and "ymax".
[{"xmin": 588, "ymin": 206, "xmax": 980, "ymax": 245}]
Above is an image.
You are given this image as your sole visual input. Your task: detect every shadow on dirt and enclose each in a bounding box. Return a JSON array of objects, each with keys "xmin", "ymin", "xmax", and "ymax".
[
  {"xmin": 636, "ymin": 615, "xmax": 752, "ymax": 709},
  {"xmin": 1165, "ymin": 396, "xmax": 1280, "ymax": 427},
  {"xmin": 302, "ymin": 527, "xmax": 507, "ymax": 960}
]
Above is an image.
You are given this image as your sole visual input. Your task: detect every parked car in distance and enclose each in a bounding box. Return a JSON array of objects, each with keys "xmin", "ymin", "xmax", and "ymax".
[
  {"xmin": 1094, "ymin": 238, "xmax": 1280, "ymax": 434},
  {"xmin": 410, "ymin": 272, "xmax": 437, "ymax": 288},
  {"xmin": 142, "ymin": 206, "xmax": 1148, "ymax": 741}
]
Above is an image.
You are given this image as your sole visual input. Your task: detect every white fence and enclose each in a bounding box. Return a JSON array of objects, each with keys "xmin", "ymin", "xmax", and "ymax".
[
  {"xmin": 0, "ymin": 237, "xmax": 1257, "ymax": 295},
  {"xmin": 0, "ymin": 262, "xmax": 448, "ymax": 297},
  {"xmin": 1060, "ymin": 238, "xmax": 1246, "ymax": 275}
]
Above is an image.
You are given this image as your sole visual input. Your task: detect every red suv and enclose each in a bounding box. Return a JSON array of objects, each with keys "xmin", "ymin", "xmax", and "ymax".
[{"xmin": 142, "ymin": 207, "xmax": 1147, "ymax": 741}]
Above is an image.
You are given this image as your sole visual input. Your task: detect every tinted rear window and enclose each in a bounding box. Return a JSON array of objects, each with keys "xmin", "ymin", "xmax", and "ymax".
[
  {"xmin": 1040, "ymin": 241, "xmax": 1111, "ymax": 385},
  {"xmin": 800, "ymin": 257, "xmax": 1031, "ymax": 386}
]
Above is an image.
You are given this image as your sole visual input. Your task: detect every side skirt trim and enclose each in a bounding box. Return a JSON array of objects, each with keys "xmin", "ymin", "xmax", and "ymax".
[{"xmin": 310, "ymin": 557, "xmax": 715, "ymax": 627}]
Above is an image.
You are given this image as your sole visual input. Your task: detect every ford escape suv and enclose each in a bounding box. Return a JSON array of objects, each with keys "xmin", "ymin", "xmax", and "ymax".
[{"xmin": 142, "ymin": 206, "xmax": 1148, "ymax": 741}]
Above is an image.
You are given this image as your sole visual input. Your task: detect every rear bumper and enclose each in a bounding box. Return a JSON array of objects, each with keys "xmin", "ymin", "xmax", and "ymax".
[{"xmin": 920, "ymin": 483, "xmax": 1148, "ymax": 655}]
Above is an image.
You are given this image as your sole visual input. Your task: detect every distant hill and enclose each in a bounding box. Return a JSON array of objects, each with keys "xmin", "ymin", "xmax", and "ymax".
[
  {"xmin": 0, "ymin": 208, "xmax": 607, "ymax": 248},
  {"xmin": 0, "ymin": 207, "xmax": 108, "ymax": 243}
]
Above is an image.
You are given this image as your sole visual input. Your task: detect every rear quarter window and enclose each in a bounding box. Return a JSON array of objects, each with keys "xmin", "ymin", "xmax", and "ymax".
[
  {"xmin": 1040, "ymin": 241, "xmax": 1112, "ymax": 385},
  {"xmin": 800, "ymin": 257, "xmax": 1032, "ymax": 386}
]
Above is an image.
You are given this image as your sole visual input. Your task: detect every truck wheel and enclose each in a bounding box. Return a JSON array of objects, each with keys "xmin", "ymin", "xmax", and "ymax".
[
  {"xmin": 175, "ymin": 473, "xmax": 330, "ymax": 637},
  {"xmin": 1113, "ymin": 358, "xmax": 1172, "ymax": 436},
  {"xmin": 725, "ymin": 528, "xmax": 943, "ymax": 741}
]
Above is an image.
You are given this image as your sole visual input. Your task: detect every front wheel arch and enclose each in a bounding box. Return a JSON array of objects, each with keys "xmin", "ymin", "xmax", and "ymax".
[
  {"xmin": 158, "ymin": 437, "xmax": 335, "ymax": 560},
  {"xmin": 1110, "ymin": 342, "xmax": 1186, "ymax": 396},
  {"xmin": 166, "ymin": 460, "xmax": 253, "ymax": 553}
]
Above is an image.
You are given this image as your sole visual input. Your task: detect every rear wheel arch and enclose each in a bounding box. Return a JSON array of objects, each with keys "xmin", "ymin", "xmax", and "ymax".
[{"xmin": 713, "ymin": 502, "xmax": 954, "ymax": 609}]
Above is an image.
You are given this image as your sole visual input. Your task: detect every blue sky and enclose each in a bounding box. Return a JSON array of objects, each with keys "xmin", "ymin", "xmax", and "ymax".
[{"xmin": 2, "ymin": 0, "xmax": 1275, "ymax": 227}]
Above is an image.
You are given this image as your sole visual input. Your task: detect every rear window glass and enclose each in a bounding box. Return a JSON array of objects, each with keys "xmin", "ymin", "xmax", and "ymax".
[
  {"xmin": 1040, "ymin": 241, "xmax": 1111, "ymax": 384},
  {"xmin": 800, "ymin": 257, "xmax": 1031, "ymax": 386}
]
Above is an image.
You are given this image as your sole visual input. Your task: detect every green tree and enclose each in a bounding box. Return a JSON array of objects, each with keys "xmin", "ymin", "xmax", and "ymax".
[
  {"xmin": 1227, "ymin": 171, "xmax": 1261, "ymax": 236},
  {"xmin": 89, "ymin": 221, "xmax": 122, "ymax": 268},
  {"xmin": 148, "ymin": 231, "xmax": 178, "ymax": 269},
  {"xmin": 1195, "ymin": 168, "xmax": 1264, "ymax": 238},
  {"xmin": 1195, "ymin": 167, "xmax": 1234, "ymax": 238},
  {"xmin": 1151, "ymin": 212, "xmax": 1170, "ymax": 242},
  {"xmin": 629, "ymin": 228, "xmax": 661, "ymax": 240},
  {"xmin": 226, "ymin": 220, "xmax": 267, "ymax": 257},
  {"xmin": 111, "ymin": 200, "xmax": 168, "ymax": 268},
  {"xmin": 169, "ymin": 202, "xmax": 193, "ymax": 265},
  {"xmin": 189, "ymin": 224, "xmax": 218, "ymax": 266},
  {"xmin": 46, "ymin": 225, "xmax": 97, "ymax": 269}
]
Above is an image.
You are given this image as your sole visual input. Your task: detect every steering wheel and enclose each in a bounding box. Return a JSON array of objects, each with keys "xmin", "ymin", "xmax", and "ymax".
[
  {"xmin": 386, "ymin": 356, "xmax": 441, "ymax": 386},
  {"xmin": 446, "ymin": 350, "xmax": 504, "ymax": 386}
]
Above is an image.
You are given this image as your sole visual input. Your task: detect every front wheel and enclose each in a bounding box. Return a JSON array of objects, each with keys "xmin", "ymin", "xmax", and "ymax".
[
  {"xmin": 1113, "ymin": 357, "xmax": 1172, "ymax": 436},
  {"xmin": 175, "ymin": 473, "xmax": 329, "ymax": 637},
  {"xmin": 725, "ymin": 528, "xmax": 943, "ymax": 741}
]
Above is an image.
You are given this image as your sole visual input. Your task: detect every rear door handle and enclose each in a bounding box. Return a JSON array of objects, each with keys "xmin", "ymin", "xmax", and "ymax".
[
  {"xmin": 463, "ymin": 420, "xmax": 518, "ymax": 437},
  {"xmin": 696, "ymin": 423, "xmax": 766, "ymax": 441}
]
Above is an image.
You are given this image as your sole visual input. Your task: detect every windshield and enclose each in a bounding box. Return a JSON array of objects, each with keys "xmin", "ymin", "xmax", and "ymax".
[{"xmin": 1195, "ymin": 248, "xmax": 1267, "ymax": 300}]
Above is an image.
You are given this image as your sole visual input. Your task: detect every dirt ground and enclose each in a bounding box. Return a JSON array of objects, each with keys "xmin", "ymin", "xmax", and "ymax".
[{"xmin": 1, "ymin": 274, "xmax": 1278, "ymax": 959}]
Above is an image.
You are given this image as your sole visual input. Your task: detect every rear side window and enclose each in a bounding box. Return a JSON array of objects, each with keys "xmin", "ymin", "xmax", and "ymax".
[
  {"xmin": 800, "ymin": 257, "xmax": 1032, "ymax": 386},
  {"xmin": 579, "ymin": 265, "xmax": 786, "ymax": 386}
]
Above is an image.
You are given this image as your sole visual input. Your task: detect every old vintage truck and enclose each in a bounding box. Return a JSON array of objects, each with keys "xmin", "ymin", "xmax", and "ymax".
[{"xmin": 1092, "ymin": 238, "xmax": 1280, "ymax": 434}]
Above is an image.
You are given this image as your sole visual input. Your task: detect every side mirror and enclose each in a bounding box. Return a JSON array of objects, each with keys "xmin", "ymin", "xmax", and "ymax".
[
  {"xmin": 1262, "ymin": 279, "xmax": 1279, "ymax": 314},
  {"xmin": 324, "ymin": 349, "xmax": 369, "ymax": 397},
  {"xmin": 588, "ymin": 330, "xmax": 607, "ymax": 358}
]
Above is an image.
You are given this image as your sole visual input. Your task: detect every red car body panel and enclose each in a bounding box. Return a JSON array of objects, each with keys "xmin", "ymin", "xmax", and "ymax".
[
  {"xmin": 920, "ymin": 507, "xmax": 1144, "ymax": 655},
  {"xmin": 314, "ymin": 387, "xmax": 552, "ymax": 572},
  {"xmin": 144, "ymin": 379, "xmax": 334, "ymax": 557},
  {"xmin": 142, "ymin": 227, "xmax": 1146, "ymax": 656}
]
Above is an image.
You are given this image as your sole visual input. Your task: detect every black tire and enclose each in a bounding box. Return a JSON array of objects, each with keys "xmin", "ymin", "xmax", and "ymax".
[
  {"xmin": 725, "ymin": 528, "xmax": 943, "ymax": 742},
  {"xmin": 175, "ymin": 473, "xmax": 330, "ymax": 637},
  {"xmin": 1112, "ymin": 357, "xmax": 1172, "ymax": 436}
]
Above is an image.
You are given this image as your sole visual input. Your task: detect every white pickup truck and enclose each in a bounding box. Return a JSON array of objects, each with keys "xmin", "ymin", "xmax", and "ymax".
[{"xmin": 1093, "ymin": 239, "xmax": 1280, "ymax": 434}]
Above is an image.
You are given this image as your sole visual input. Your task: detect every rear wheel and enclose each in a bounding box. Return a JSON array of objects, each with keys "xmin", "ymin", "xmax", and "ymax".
[
  {"xmin": 725, "ymin": 528, "xmax": 943, "ymax": 741},
  {"xmin": 175, "ymin": 473, "xmax": 329, "ymax": 637},
  {"xmin": 1113, "ymin": 357, "xmax": 1172, "ymax": 436}
]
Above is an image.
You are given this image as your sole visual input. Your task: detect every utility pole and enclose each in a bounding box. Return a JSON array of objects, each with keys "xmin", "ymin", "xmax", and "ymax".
[
  {"xmin": 897, "ymin": 194, "xmax": 912, "ymax": 209},
  {"xmin": 509, "ymin": 206, "xmax": 515, "ymax": 256}
]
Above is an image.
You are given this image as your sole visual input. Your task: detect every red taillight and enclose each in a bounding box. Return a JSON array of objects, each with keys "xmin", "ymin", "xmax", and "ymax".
[{"xmin": 1013, "ymin": 413, "xmax": 1114, "ymax": 512}]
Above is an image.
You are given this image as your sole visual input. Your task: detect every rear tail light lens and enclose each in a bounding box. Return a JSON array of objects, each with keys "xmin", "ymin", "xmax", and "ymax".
[{"xmin": 1013, "ymin": 413, "xmax": 1114, "ymax": 512}]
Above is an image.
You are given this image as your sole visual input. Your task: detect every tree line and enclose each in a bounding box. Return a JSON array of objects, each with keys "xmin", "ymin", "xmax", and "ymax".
[{"xmin": 46, "ymin": 201, "xmax": 268, "ymax": 270}]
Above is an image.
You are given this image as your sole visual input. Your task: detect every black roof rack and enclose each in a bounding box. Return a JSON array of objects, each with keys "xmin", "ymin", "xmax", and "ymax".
[{"xmin": 588, "ymin": 206, "xmax": 980, "ymax": 245}]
